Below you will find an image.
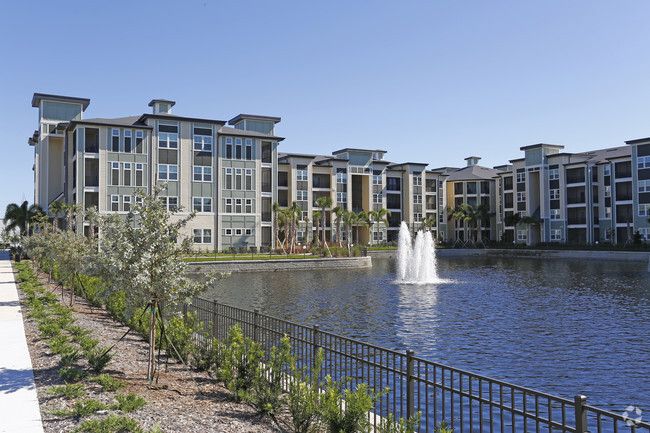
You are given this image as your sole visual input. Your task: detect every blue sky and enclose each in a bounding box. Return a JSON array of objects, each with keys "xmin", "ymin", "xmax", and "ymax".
[{"xmin": 2, "ymin": 0, "xmax": 650, "ymax": 213}]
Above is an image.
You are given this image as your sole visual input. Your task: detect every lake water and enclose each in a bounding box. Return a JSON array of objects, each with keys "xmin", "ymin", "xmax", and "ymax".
[{"xmin": 202, "ymin": 255, "xmax": 650, "ymax": 412}]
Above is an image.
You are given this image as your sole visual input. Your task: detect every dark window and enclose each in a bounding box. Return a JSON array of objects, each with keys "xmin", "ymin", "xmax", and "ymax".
[
  {"xmin": 158, "ymin": 124, "xmax": 177, "ymax": 133},
  {"xmin": 566, "ymin": 167, "xmax": 585, "ymax": 183},
  {"xmin": 85, "ymin": 128, "xmax": 99, "ymax": 153},
  {"xmin": 261, "ymin": 142, "xmax": 272, "ymax": 163},
  {"xmin": 615, "ymin": 161, "xmax": 632, "ymax": 179},
  {"xmin": 503, "ymin": 177, "xmax": 513, "ymax": 190},
  {"xmin": 387, "ymin": 177, "xmax": 401, "ymax": 191},
  {"xmin": 504, "ymin": 193, "xmax": 513, "ymax": 208},
  {"xmin": 615, "ymin": 182, "xmax": 633, "ymax": 201},
  {"xmin": 481, "ymin": 181, "xmax": 490, "ymax": 194}
]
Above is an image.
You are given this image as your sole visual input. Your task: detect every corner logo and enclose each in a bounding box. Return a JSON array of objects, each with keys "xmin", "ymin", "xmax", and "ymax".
[{"xmin": 622, "ymin": 406, "xmax": 642, "ymax": 427}]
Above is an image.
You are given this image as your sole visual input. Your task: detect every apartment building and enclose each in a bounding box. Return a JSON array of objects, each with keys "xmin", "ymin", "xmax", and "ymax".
[
  {"xmin": 29, "ymin": 92, "xmax": 650, "ymax": 248},
  {"xmin": 30, "ymin": 93, "xmax": 282, "ymax": 251}
]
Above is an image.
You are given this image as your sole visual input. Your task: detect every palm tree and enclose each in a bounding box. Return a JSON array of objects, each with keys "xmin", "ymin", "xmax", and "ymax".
[
  {"xmin": 447, "ymin": 206, "xmax": 466, "ymax": 245},
  {"xmin": 289, "ymin": 201, "xmax": 302, "ymax": 253},
  {"xmin": 341, "ymin": 209, "xmax": 353, "ymax": 249},
  {"xmin": 366, "ymin": 210, "xmax": 378, "ymax": 244},
  {"xmin": 503, "ymin": 212, "xmax": 522, "ymax": 245},
  {"xmin": 272, "ymin": 201, "xmax": 281, "ymax": 250},
  {"xmin": 474, "ymin": 204, "xmax": 490, "ymax": 244},
  {"xmin": 312, "ymin": 211, "xmax": 322, "ymax": 246},
  {"xmin": 355, "ymin": 211, "xmax": 367, "ymax": 245},
  {"xmin": 63, "ymin": 203, "xmax": 82, "ymax": 232},
  {"xmin": 49, "ymin": 201, "xmax": 65, "ymax": 230},
  {"xmin": 332, "ymin": 206, "xmax": 343, "ymax": 246},
  {"xmin": 315, "ymin": 196, "xmax": 332, "ymax": 247},
  {"xmin": 302, "ymin": 214, "xmax": 310, "ymax": 246},
  {"xmin": 4, "ymin": 201, "xmax": 44, "ymax": 235},
  {"xmin": 279, "ymin": 208, "xmax": 291, "ymax": 252},
  {"xmin": 376, "ymin": 208, "xmax": 391, "ymax": 242},
  {"xmin": 85, "ymin": 206, "xmax": 100, "ymax": 239}
]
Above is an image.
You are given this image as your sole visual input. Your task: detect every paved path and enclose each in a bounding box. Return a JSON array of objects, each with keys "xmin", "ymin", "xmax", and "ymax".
[{"xmin": 0, "ymin": 252, "xmax": 44, "ymax": 433}]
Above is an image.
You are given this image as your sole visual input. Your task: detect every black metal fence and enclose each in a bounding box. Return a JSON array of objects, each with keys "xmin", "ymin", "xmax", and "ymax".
[{"xmin": 187, "ymin": 297, "xmax": 649, "ymax": 433}]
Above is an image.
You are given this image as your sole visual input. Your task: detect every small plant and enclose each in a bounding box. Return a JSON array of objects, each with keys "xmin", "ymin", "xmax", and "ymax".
[
  {"xmin": 191, "ymin": 335, "xmax": 225, "ymax": 372},
  {"xmin": 165, "ymin": 311, "xmax": 201, "ymax": 364},
  {"xmin": 113, "ymin": 393, "xmax": 147, "ymax": 413},
  {"xmin": 39, "ymin": 321, "xmax": 62, "ymax": 339},
  {"xmin": 58, "ymin": 367, "xmax": 88, "ymax": 383},
  {"xmin": 85, "ymin": 346, "xmax": 113, "ymax": 373},
  {"xmin": 90, "ymin": 373, "xmax": 127, "ymax": 392},
  {"xmin": 218, "ymin": 325, "xmax": 264, "ymax": 400},
  {"xmin": 287, "ymin": 348, "xmax": 324, "ymax": 433},
  {"xmin": 74, "ymin": 414, "xmax": 143, "ymax": 432},
  {"xmin": 75, "ymin": 335, "xmax": 99, "ymax": 352},
  {"xmin": 46, "ymin": 383, "xmax": 86, "ymax": 399},
  {"xmin": 58, "ymin": 348, "xmax": 82, "ymax": 369},
  {"xmin": 66, "ymin": 325, "xmax": 92, "ymax": 337},
  {"xmin": 434, "ymin": 420, "xmax": 454, "ymax": 433},
  {"xmin": 377, "ymin": 412, "xmax": 422, "ymax": 433},
  {"xmin": 249, "ymin": 334, "xmax": 293, "ymax": 415},
  {"xmin": 48, "ymin": 335, "xmax": 71, "ymax": 354},
  {"xmin": 51, "ymin": 398, "xmax": 109, "ymax": 418}
]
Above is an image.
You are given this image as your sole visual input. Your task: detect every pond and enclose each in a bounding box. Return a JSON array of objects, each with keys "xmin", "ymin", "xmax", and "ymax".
[{"xmin": 201, "ymin": 255, "xmax": 650, "ymax": 411}]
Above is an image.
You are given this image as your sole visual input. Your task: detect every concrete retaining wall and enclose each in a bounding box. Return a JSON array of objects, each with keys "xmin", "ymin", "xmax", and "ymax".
[
  {"xmin": 186, "ymin": 256, "xmax": 372, "ymax": 273},
  {"xmin": 369, "ymin": 248, "xmax": 650, "ymax": 263}
]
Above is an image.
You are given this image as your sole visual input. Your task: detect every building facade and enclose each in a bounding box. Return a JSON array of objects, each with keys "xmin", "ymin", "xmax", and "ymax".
[{"xmin": 29, "ymin": 93, "xmax": 650, "ymax": 248}]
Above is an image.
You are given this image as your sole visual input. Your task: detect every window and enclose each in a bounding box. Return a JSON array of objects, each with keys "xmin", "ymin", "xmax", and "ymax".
[
  {"xmin": 158, "ymin": 164, "xmax": 178, "ymax": 181},
  {"xmin": 336, "ymin": 173, "xmax": 347, "ymax": 184},
  {"xmin": 551, "ymin": 229, "xmax": 562, "ymax": 241},
  {"xmin": 135, "ymin": 163, "xmax": 145, "ymax": 186},
  {"xmin": 549, "ymin": 169, "xmax": 559, "ymax": 181},
  {"xmin": 235, "ymin": 228, "xmax": 243, "ymax": 236},
  {"xmin": 135, "ymin": 196, "xmax": 143, "ymax": 206},
  {"xmin": 245, "ymin": 139, "xmax": 253, "ymax": 160},
  {"xmin": 604, "ymin": 185, "xmax": 611, "ymax": 197},
  {"xmin": 194, "ymin": 229, "xmax": 212, "ymax": 244},
  {"xmin": 111, "ymin": 195, "xmax": 119, "ymax": 212},
  {"xmin": 235, "ymin": 198, "xmax": 242, "ymax": 213},
  {"xmin": 225, "ymin": 168, "xmax": 232, "ymax": 189},
  {"xmin": 517, "ymin": 230, "xmax": 527, "ymax": 242},
  {"xmin": 414, "ymin": 213, "xmax": 422, "ymax": 222},
  {"xmin": 640, "ymin": 228, "xmax": 650, "ymax": 240},
  {"xmin": 161, "ymin": 196, "xmax": 178, "ymax": 211},
  {"xmin": 297, "ymin": 191, "xmax": 308, "ymax": 201},
  {"xmin": 124, "ymin": 130, "xmax": 132, "ymax": 153},
  {"xmin": 135, "ymin": 131, "xmax": 145, "ymax": 154},
  {"xmin": 297, "ymin": 170, "xmax": 308, "ymax": 181},
  {"xmin": 517, "ymin": 192, "xmax": 526, "ymax": 202},
  {"xmin": 640, "ymin": 204, "xmax": 650, "ymax": 217},
  {"xmin": 194, "ymin": 166, "xmax": 212, "ymax": 182},
  {"xmin": 111, "ymin": 162, "xmax": 119, "ymax": 185},
  {"xmin": 373, "ymin": 194, "xmax": 383, "ymax": 204},
  {"xmin": 550, "ymin": 209, "xmax": 560, "ymax": 220},
  {"xmin": 639, "ymin": 180, "xmax": 650, "ymax": 193},
  {"xmin": 337, "ymin": 192, "xmax": 347, "ymax": 204},
  {"xmin": 225, "ymin": 137, "xmax": 233, "ymax": 159},
  {"xmin": 193, "ymin": 129, "xmax": 212, "ymax": 152},
  {"xmin": 638, "ymin": 156, "xmax": 650, "ymax": 169},
  {"xmin": 123, "ymin": 163, "xmax": 132, "ymax": 186},
  {"xmin": 235, "ymin": 138, "xmax": 243, "ymax": 159},
  {"xmin": 413, "ymin": 176, "xmax": 422, "ymax": 186},
  {"xmin": 158, "ymin": 123, "xmax": 178, "ymax": 148},
  {"xmin": 245, "ymin": 199, "xmax": 252, "ymax": 213},
  {"xmin": 516, "ymin": 172, "xmax": 525, "ymax": 183},
  {"xmin": 373, "ymin": 175, "xmax": 382, "ymax": 185},
  {"xmin": 413, "ymin": 195, "xmax": 422, "ymax": 204},
  {"xmin": 111, "ymin": 129, "xmax": 120, "ymax": 152},
  {"xmin": 235, "ymin": 169, "xmax": 242, "ymax": 190},
  {"xmin": 245, "ymin": 228, "xmax": 252, "ymax": 235},
  {"xmin": 603, "ymin": 165, "xmax": 611, "ymax": 176},
  {"xmin": 245, "ymin": 169, "xmax": 252, "ymax": 190},
  {"xmin": 224, "ymin": 198, "xmax": 232, "ymax": 213},
  {"xmin": 550, "ymin": 189, "xmax": 560, "ymax": 200},
  {"xmin": 605, "ymin": 207, "xmax": 611, "ymax": 218},
  {"xmin": 123, "ymin": 195, "xmax": 131, "ymax": 212},
  {"xmin": 373, "ymin": 231, "xmax": 385, "ymax": 241},
  {"xmin": 193, "ymin": 197, "xmax": 212, "ymax": 213},
  {"xmin": 224, "ymin": 228, "xmax": 232, "ymax": 236}
]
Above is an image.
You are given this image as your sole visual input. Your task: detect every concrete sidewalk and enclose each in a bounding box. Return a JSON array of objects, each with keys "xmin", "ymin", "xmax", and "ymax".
[{"xmin": 0, "ymin": 252, "xmax": 44, "ymax": 433}]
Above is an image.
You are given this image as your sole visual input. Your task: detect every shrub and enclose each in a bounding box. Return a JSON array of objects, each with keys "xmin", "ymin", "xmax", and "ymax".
[
  {"xmin": 46, "ymin": 383, "xmax": 86, "ymax": 399},
  {"xmin": 76, "ymin": 335, "xmax": 99, "ymax": 353},
  {"xmin": 320, "ymin": 377, "xmax": 388, "ymax": 433},
  {"xmin": 377, "ymin": 412, "xmax": 422, "ymax": 433},
  {"xmin": 90, "ymin": 373, "xmax": 127, "ymax": 392},
  {"xmin": 113, "ymin": 393, "xmax": 147, "ymax": 413},
  {"xmin": 74, "ymin": 414, "xmax": 144, "ymax": 433},
  {"xmin": 66, "ymin": 325, "xmax": 92, "ymax": 338},
  {"xmin": 165, "ymin": 311, "xmax": 201, "ymax": 364},
  {"xmin": 58, "ymin": 367, "xmax": 88, "ymax": 383},
  {"xmin": 218, "ymin": 325, "xmax": 264, "ymax": 400},
  {"xmin": 85, "ymin": 346, "xmax": 113, "ymax": 373},
  {"xmin": 287, "ymin": 348, "xmax": 323, "ymax": 433},
  {"xmin": 48, "ymin": 335, "xmax": 71, "ymax": 354},
  {"xmin": 51, "ymin": 398, "xmax": 109, "ymax": 418},
  {"xmin": 434, "ymin": 420, "xmax": 454, "ymax": 433},
  {"xmin": 191, "ymin": 335, "xmax": 225, "ymax": 372},
  {"xmin": 58, "ymin": 348, "xmax": 82, "ymax": 369},
  {"xmin": 249, "ymin": 335, "xmax": 293, "ymax": 415},
  {"xmin": 106, "ymin": 290, "xmax": 127, "ymax": 323},
  {"xmin": 39, "ymin": 322, "xmax": 62, "ymax": 339}
]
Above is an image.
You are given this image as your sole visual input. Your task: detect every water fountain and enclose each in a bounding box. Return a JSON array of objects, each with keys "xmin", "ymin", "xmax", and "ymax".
[{"xmin": 396, "ymin": 221, "xmax": 439, "ymax": 284}]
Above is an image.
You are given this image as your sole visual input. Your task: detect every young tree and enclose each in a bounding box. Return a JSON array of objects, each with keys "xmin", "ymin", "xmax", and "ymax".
[
  {"xmin": 312, "ymin": 211, "xmax": 322, "ymax": 246},
  {"xmin": 96, "ymin": 186, "xmax": 214, "ymax": 380},
  {"xmin": 315, "ymin": 196, "xmax": 332, "ymax": 247},
  {"xmin": 332, "ymin": 206, "xmax": 343, "ymax": 246},
  {"xmin": 272, "ymin": 201, "xmax": 281, "ymax": 250}
]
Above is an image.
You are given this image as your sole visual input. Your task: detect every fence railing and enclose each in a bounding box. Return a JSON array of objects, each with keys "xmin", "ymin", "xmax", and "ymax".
[{"xmin": 187, "ymin": 297, "xmax": 649, "ymax": 433}]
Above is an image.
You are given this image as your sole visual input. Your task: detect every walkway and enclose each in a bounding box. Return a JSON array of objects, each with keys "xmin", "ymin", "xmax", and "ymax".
[{"xmin": 0, "ymin": 252, "xmax": 44, "ymax": 433}]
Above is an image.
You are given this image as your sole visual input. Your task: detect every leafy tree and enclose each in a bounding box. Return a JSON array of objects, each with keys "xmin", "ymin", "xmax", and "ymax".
[
  {"xmin": 272, "ymin": 201, "xmax": 281, "ymax": 250},
  {"xmin": 96, "ymin": 186, "xmax": 214, "ymax": 379},
  {"xmin": 332, "ymin": 206, "xmax": 343, "ymax": 246},
  {"xmin": 289, "ymin": 201, "xmax": 302, "ymax": 253},
  {"xmin": 4, "ymin": 201, "xmax": 44, "ymax": 235},
  {"xmin": 49, "ymin": 201, "xmax": 66, "ymax": 230},
  {"xmin": 312, "ymin": 211, "xmax": 322, "ymax": 246},
  {"xmin": 503, "ymin": 212, "xmax": 522, "ymax": 245},
  {"xmin": 315, "ymin": 196, "xmax": 332, "ymax": 246}
]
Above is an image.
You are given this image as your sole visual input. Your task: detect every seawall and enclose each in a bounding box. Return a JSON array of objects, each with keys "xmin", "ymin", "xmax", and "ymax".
[
  {"xmin": 186, "ymin": 256, "xmax": 372, "ymax": 273},
  {"xmin": 368, "ymin": 248, "xmax": 650, "ymax": 263}
]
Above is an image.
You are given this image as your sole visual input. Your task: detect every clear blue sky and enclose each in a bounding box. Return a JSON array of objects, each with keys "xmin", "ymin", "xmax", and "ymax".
[{"xmin": 2, "ymin": 0, "xmax": 650, "ymax": 213}]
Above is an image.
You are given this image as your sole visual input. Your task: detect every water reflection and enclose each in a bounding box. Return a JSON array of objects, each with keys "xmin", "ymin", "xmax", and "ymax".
[{"xmin": 200, "ymin": 256, "xmax": 650, "ymax": 410}]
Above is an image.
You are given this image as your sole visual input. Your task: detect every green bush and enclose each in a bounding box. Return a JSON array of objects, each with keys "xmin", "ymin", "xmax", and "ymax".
[
  {"xmin": 48, "ymin": 335, "xmax": 71, "ymax": 354},
  {"xmin": 51, "ymin": 398, "xmax": 109, "ymax": 418},
  {"xmin": 165, "ymin": 311, "xmax": 201, "ymax": 364},
  {"xmin": 434, "ymin": 420, "xmax": 454, "ymax": 433},
  {"xmin": 58, "ymin": 348, "xmax": 82, "ymax": 369},
  {"xmin": 113, "ymin": 393, "xmax": 147, "ymax": 413},
  {"xmin": 377, "ymin": 412, "xmax": 422, "ymax": 433},
  {"xmin": 76, "ymin": 335, "xmax": 99, "ymax": 353},
  {"xmin": 46, "ymin": 383, "xmax": 86, "ymax": 399},
  {"xmin": 74, "ymin": 414, "xmax": 148, "ymax": 433},
  {"xmin": 85, "ymin": 346, "xmax": 113, "ymax": 373},
  {"xmin": 191, "ymin": 335, "xmax": 225, "ymax": 372},
  {"xmin": 90, "ymin": 373, "xmax": 127, "ymax": 392},
  {"xmin": 249, "ymin": 335, "xmax": 293, "ymax": 415},
  {"xmin": 218, "ymin": 325, "xmax": 264, "ymax": 400},
  {"xmin": 39, "ymin": 321, "xmax": 62, "ymax": 339},
  {"xmin": 58, "ymin": 367, "xmax": 88, "ymax": 383},
  {"xmin": 287, "ymin": 348, "xmax": 324, "ymax": 433},
  {"xmin": 66, "ymin": 325, "xmax": 92, "ymax": 338},
  {"xmin": 106, "ymin": 290, "xmax": 127, "ymax": 322},
  {"xmin": 320, "ymin": 377, "xmax": 388, "ymax": 433},
  {"xmin": 76, "ymin": 274, "xmax": 104, "ymax": 307}
]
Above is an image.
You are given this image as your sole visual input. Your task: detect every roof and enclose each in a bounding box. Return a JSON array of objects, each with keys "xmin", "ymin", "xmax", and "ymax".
[
  {"xmin": 69, "ymin": 116, "xmax": 152, "ymax": 130},
  {"xmin": 573, "ymin": 145, "xmax": 630, "ymax": 164},
  {"xmin": 625, "ymin": 137, "xmax": 650, "ymax": 145},
  {"xmin": 331, "ymin": 148, "xmax": 387, "ymax": 155},
  {"xmin": 519, "ymin": 143, "xmax": 565, "ymax": 151},
  {"xmin": 218, "ymin": 126, "xmax": 284, "ymax": 141},
  {"xmin": 228, "ymin": 114, "xmax": 281, "ymax": 125},
  {"xmin": 32, "ymin": 93, "xmax": 90, "ymax": 110},
  {"xmin": 138, "ymin": 113, "xmax": 226, "ymax": 126},
  {"xmin": 148, "ymin": 99, "xmax": 176, "ymax": 107},
  {"xmin": 445, "ymin": 165, "xmax": 500, "ymax": 182}
]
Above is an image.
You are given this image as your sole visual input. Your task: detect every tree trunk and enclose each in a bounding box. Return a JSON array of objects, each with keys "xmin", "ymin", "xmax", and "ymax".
[
  {"xmin": 69, "ymin": 278, "xmax": 75, "ymax": 307},
  {"xmin": 147, "ymin": 298, "xmax": 157, "ymax": 380}
]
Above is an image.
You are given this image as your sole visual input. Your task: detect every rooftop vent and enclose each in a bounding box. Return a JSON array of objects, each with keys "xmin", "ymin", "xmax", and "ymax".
[{"xmin": 465, "ymin": 156, "xmax": 481, "ymax": 167}]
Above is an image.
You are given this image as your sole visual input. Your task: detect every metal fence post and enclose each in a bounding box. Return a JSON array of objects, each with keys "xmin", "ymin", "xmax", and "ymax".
[
  {"xmin": 574, "ymin": 395, "xmax": 588, "ymax": 433},
  {"xmin": 253, "ymin": 309, "xmax": 260, "ymax": 343},
  {"xmin": 407, "ymin": 350, "xmax": 415, "ymax": 421},
  {"xmin": 211, "ymin": 300, "xmax": 218, "ymax": 340},
  {"xmin": 313, "ymin": 325, "xmax": 321, "ymax": 372}
]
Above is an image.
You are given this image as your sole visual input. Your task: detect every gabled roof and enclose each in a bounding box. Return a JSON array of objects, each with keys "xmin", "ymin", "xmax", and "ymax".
[{"xmin": 445, "ymin": 165, "xmax": 499, "ymax": 182}]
